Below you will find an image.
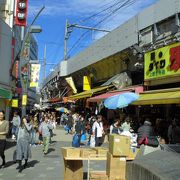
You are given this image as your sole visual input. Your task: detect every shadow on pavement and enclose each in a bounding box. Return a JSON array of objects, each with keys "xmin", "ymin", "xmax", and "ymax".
[
  {"xmin": 48, "ymin": 148, "xmax": 55, "ymax": 154},
  {"xmin": 27, "ymin": 160, "xmax": 40, "ymax": 168},
  {"xmin": 4, "ymin": 160, "xmax": 16, "ymax": 168}
]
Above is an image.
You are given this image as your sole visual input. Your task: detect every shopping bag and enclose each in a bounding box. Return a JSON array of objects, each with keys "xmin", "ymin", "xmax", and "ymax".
[
  {"xmin": 72, "ymin": 134, "xmax": 80, "ymax": 147},
  {"xmin": 90, "ymin": 135, "xmax": 95, "ymax": 147}
]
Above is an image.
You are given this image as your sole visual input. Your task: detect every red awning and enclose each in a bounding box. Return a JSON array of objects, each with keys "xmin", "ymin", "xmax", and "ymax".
[{"xmin": 88, "ymin": 85, "xmax": 144, "ymax": 102}]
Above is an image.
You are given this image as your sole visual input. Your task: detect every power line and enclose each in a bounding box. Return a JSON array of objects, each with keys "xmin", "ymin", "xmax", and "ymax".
[
  {"xmin": 80, "ymin": 0, "xmax": 122, "ymax": 23},
  {"xmin": 67, "ymin": 0, "xmax": 135, "ymax": 56}
]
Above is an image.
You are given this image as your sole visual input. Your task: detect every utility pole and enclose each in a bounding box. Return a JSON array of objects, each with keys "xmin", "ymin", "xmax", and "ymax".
[
  {"xmin": 64, "ymin": 19, "xmax": 68, "ymax": 61},
  {"xmin": 43, "ymin": 44, "xmax": 46, "ymax": 81},
  {"xmin": 64, "ymin": 19, "xmax": 110, "ymax": 61}
]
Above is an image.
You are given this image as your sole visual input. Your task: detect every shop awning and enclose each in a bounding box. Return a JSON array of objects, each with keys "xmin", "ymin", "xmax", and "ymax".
[
  {"xmin": 68, "ymin": 85, "xmax": 112, "ymax": 100},
  {"xmin": 132, "ymin": 88, "xmax": 180, "ymax": 105},
  {"xmin": 88, "ymin": 85, "xmax": 143, "ymax": 102},
  {"xmin": 0, "ymin": 87, "xmax": 12, "ymax": 99}
]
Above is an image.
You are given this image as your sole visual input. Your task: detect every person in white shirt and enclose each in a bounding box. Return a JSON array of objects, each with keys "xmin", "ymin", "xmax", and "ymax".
[{"xmin": 92, "ymin": 115, "xmax": 104, "ymax": 147}]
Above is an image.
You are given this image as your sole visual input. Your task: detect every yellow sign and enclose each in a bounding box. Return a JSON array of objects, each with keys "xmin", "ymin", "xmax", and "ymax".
[
  {"xmin": 12, "ymin": 99, "xmax": 18, "ymax": 107},
  {"xmin": 22, "ymin": 95, "xmax": 27, "ymax": 105},
  {"xmin": 65, "ymin": 77, "xmax": 77, "ymax": 94},
  {"xmin": 83, "ymin": 76, "xmax": 91, "ymax": 91},
  {"xmin": 144, "ymin": 42, "xmax": 180, "ymax": 80}
]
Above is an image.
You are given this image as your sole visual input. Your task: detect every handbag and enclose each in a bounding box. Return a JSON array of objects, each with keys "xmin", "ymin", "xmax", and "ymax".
[
  {"xmin": 138, "ymin": 136, "xmax": 159, "ymax": 147},
  {"xmin": 146, "ymin": 136, "xmax": 159, "ymax": 147},
  {"xmin": 90, "ymin": 135, "xmax": 95, "ymax": 147}
]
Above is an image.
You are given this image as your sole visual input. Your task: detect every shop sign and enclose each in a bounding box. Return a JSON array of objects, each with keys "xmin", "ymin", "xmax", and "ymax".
[
  {"xmin": 30, "ymin": 64, "xmax": 41, "ymax": 87},
  {"xmin": 83, "ymin": 76, "xmax": 91, "ymax": 91},
  {"xmin": 12, "ymin": 99, "xmax": 18, "ymax": 107},
  {"xmin": 22, "ymin": 95, "xmax": 27, "ymax": 105},
  {"xmin": 144, "ymin": 42, "xmax": 180, "ymax": 80}
]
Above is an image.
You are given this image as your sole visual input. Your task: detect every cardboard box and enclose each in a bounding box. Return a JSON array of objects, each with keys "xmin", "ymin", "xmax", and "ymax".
[
  {"xmin": 61, "ymin": 147, "xmax": 81, "ymax": 158},
  {"xmin": 63, "ymin": 159, "xmax": 83, "ymax": 180},
  {"xmin": 90, "ymin": 171, "xmax": 108, "ymax": 180},
  {"xmin": 128, "ymin": 147, "xmax": 139, "ymax": 159},
  {"xmin": 106, "ymin": 152, "xmax": 126, "ymax": 180},
  {"xmin": 93, "ymin": 147, "xmax": 108, "ymax": 156},
  {"xmin": 109, "ymin": 134, "xmax": 130, "ymax": 156},
  {"xmin": 80, "ymin": 148, "xmax": 97, "ymax": 158}
]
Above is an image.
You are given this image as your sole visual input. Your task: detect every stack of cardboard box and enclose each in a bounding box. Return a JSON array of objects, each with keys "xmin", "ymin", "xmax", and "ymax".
[{"xmin": 106, "ymin": 134, "xmax": 130, "ymax": 180}]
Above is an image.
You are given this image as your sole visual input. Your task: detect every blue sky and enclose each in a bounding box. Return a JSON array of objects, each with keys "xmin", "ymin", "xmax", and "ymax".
[{"xmin": 28, "ymin": 0, "xmax": 158, "ymax": 83}]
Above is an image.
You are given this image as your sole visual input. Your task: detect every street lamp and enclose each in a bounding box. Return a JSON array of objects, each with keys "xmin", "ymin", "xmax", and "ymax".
[{"xmin": 20, "ymin": 25, "xmax": 42, "ymax": 117}]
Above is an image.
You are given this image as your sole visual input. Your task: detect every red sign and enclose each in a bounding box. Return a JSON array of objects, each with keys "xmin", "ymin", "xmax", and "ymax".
[
  {"xmin": 15, "ymin": 0, "xmax": 28, "ymax": 26},
  {"xmin": 169, "ymin": 45, "xmax": 180, "ymax": 72}
]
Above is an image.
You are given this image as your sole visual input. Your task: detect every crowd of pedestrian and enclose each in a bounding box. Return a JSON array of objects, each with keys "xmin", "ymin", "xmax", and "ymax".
[
  {"xmin": 60, "ymin": 110, "xmax": 180, "ymax": 149},
  {"xmin": 0, "ymin": 107, "xmax": 180, "ymax": 173},
  {"xmin": 0, "ymin": 110, "xmax": 57, "ymax": 172}
]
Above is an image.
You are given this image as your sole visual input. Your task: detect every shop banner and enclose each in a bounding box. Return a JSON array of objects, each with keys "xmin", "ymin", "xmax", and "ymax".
[
  {"xmin": 144, "ymin": 42, "xmax": 180, "ymax": 80},
  {"xmin": 83, "ymin": 76, "xmax": 91, "ymax": 91},
  {"xmin": 65, "ymin": 77, "xmax": 77, "ymax": 94},
  {"xmin": 12, "ymin": 99, "xmax": 18, "ymax": 107},
  {"xmin": 30, "ymin": 64, "xmax": 41, "ymax": 87},
  {"xmin": 22, "ymin": 95, "xmax": 27, "ymax": 105}
]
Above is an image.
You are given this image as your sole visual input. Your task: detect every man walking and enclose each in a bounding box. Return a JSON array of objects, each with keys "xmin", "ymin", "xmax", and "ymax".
[{"xmin": 39, "ymin": 115, "xmax": 53, "ymax": 155}]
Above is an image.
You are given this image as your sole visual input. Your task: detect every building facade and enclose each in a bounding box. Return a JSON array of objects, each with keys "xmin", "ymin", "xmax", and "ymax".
[{"xmin": 41, "ymin": 0, "xmax": 180, "ymax": 105}]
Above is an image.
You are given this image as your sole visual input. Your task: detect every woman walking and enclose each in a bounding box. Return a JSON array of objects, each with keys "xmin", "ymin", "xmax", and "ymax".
[
  {"xmin": 0, "ymin": 110, "xmax": 9, "ymax": 168},
  {"xmin": 16, "ymin": 116, "xmax": 32, "ymax": 172}
]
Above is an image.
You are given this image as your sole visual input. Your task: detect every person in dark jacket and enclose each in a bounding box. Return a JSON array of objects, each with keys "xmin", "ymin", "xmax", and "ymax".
[
  {"xmin": 74, "ymin": 116, "xmax": 86, "ymax": 145},
  {"xmin": 110, "ymin": 117, "xmax": 122, "ymax": 135},
  {"xmin": 66, "ymin": 113, "xmax": 73, "ymax": 134},
  {"xmin": 137, "ymin": 118, "xmax": 156, "ymax": 145}
]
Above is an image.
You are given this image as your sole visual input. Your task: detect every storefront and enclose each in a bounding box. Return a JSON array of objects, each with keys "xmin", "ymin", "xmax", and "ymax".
[{"xmin": 0, "ymin": 86, "xmax": 12, "ymax": 120}]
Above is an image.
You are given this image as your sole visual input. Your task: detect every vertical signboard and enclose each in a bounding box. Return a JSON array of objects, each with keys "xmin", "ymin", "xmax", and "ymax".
[
  {"xmin": 30, "ymin": 64, "xmax": 41, "ymax": 87},
  {"xmin": 22, "ymin": 95, "xmax": 27, "ymax": 105},
  {"xmin": 15, "ymin": 0, "xmax": 28, "ymax": 26},
  {"xmin": 83, "ymin": 76, "xmax": 91, "ymax": 91},
  {"xmin": 65, "ymin": 77, "xmax": 77, "ymax": 94}
]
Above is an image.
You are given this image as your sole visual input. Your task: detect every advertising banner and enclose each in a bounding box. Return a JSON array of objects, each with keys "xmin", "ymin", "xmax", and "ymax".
[
  {"xmin": 83, "ymin": 76, "xmax": 91, "ymax": 91},
  {"xmin": 12, "ymin": 99, "xmax": 18, "ymax": 107},
  {"xmin": 22, "ymin": 95, "xmax": 27, "ymax": 105},
  {"xmin": 30, "ymin": 64, "xmax": 41, "ymax": 87},
  {"xmin": 65, "ymin": 77, "xmax": 77, "ymax": 94},
  {"xmin": 144, "ymin": 42, "xmax": 180, "ymax": 80}
]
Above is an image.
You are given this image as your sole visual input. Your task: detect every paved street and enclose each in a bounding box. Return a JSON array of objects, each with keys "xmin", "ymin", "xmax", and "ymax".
[{"xmin": 0, "ymin": 127, "xmax": 106, "ymax": 180}]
